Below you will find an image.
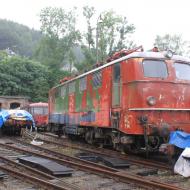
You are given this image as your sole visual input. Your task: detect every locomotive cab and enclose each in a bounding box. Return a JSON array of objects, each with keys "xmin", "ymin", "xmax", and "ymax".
[{"xmin": 117, "ymin": 51, "xmax": 190, "ymax": 154}]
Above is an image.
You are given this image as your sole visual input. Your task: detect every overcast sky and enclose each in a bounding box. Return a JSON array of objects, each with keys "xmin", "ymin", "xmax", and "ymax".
[{"xmin": 0, "ymin": 0, "xmax": 189, "ymax": 49}]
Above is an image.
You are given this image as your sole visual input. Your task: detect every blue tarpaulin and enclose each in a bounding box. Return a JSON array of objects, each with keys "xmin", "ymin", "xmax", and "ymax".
[
  {"xmin": 169, "ymin": 131, "xmax": 190, "ymax": 149},
  {"xmin": 0, "ymin": 109, "xmax": 35, "ymax": 129}
]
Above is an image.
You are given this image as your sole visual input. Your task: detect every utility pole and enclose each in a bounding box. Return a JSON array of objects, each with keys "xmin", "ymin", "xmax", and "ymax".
[{"xmin": 96, "ymin": 14, "xmax": 102, "ymax": 64}]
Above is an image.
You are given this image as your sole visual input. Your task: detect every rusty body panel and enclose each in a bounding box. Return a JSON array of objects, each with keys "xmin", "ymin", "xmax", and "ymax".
[
  {"xmin": 120, "ymin": 59, "xmax": 190, "ymax": 135},
  {"xmin": 49, "ymin": 49, "xmax": 190, "ymax": 153},
  {"xmin": 49, "ymin": 67, "xmax": 112, "ymax": 128}
]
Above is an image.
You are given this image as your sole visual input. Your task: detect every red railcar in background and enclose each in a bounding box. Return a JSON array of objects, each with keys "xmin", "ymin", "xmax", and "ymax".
[
  {"xmin": 23, "ymin": 102, "xmax": 48, "ymax": 131},
  {"xmin": 48, "ymin": 46, "xmax": 190, "ymax": 156}
]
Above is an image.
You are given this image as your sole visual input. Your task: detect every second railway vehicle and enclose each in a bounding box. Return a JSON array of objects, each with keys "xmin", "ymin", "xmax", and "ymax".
[
  {"xmin": 48, "ymin": 46, "xmax": 190, "ymax": 155},
  {"xmin": 23, "ymin": 102, "xmax": 48, "ymax": 131}
]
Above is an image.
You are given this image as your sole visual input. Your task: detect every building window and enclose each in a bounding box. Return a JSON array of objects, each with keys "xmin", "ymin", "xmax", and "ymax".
[
  {"xmin": 92, "ymin": 71, "xmax": 102, "ymax": 88},
  {"xmin": 10, "ymin": 102, "xmax": 20, "ymax": 109},
  {"xmin": 69, "ymin": 81, "xmax": 75, "ymax": 94},
  {"xmin": 79, "ymin": 77, "xmax": 87, "ymax": 91}
]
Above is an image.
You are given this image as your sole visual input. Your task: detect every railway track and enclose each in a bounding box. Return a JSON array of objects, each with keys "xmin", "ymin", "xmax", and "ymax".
[
  {"xmin": 0, "ymin": 138, "xmax": 135, "ymax": 190},
  {"xmin": 2, "ymin": 134, "xmax": 186, "ymax": 190},
  {"xmin": 34, "ymin": 132, "xmax": 190, "ymax": 190},
  {"xmin": 0, "ymin": 140, "xmax": 80, "ymax": 190},
  {"xmin": 36, "ymin": 132, "xmax": 171, "ymax": 171}
]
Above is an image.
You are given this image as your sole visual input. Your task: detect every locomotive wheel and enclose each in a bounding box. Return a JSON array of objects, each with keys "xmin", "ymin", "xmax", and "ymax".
[
  {"xmin": 147, "ymin": 136, "xmax": 160, "ymax": 150},
  {"xmin": 43, "ymin": 126, "xmax": 47, "ymax": 132},
  {"xmin": 115, "ymin": 144, "xmax": 123, "ymax": 152},
  {"xmin": 85, "ymin": 130, "xmax": 94, "ymax": 144},
  {"xmin": 67, "ymin": 134, "xmax": 76, "ymax": 140},
  {"xmin": 123, "ymin": 143, "xmax": 141, "ymax": 154},
  {"xmin": 46, "ymin": 124, "xmax": 51, "ymax": 132},
  {"xmin": 104, "ymin": 135, "xmax": 113, "ymax": 147}
]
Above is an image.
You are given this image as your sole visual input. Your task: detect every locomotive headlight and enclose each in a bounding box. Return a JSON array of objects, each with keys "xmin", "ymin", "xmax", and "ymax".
[
  {"xmin": 164, "ymin": 49, "xmax": 173, "ymax": 59},
  {"xmin": 147, "ymin": 96, "xmax": 156, "ymax": 106}
]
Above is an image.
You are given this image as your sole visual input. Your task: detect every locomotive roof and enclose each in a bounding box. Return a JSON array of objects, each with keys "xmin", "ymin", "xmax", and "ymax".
[
  {"xmin": 54, "ymin": 51, "xmax": 190, "ymax": 88},
  {"xmin": 29, "ymin": 102, "xmax": 48, "ymax": 107}
]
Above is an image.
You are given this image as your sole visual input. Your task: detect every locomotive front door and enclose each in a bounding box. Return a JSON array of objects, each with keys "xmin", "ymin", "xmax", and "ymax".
[
  {"xmin": 111, "ymin": 63, "xmax": 121, "ymax": 129},
  {"xmin": 112, "ymin": 62, "xmax": 121, "ymax": 107}
]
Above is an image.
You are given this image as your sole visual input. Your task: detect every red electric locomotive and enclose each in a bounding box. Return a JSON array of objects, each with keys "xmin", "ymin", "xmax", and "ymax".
[
  {"xmin": 23, "ymin": 102, "xmax": 48, "ymax": 131},
  {"xmin": 49, "ymin": 46, "xmax": 190, "ymax": 156}
]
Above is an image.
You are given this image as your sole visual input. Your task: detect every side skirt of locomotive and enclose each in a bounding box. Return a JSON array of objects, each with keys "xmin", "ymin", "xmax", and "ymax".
[{"xmin": 48, "ymin": 123, "xmax": 169, "ymax": 156}]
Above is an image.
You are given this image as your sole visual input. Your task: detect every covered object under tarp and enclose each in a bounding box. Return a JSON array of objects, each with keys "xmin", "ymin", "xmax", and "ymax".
[
  {"xmin": 0, "ymin": 109, "xmax": 35, "ymax": 129},
  {"xmin": 169, "ymin": 131, "xmax": 190, "ymax": 177},
  {"xmin": 169, "ymin": 131, "xmax": 190, "ymax": 149}
]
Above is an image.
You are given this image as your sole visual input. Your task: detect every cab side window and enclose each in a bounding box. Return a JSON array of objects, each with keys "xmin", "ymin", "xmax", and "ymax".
[
  {"xmin": 92, "ymin": 71, "xmax": 102, "ymax": 88},
  {"xmin": 143, "ymin": 60, "xmax": 168, "ymax": 78}
]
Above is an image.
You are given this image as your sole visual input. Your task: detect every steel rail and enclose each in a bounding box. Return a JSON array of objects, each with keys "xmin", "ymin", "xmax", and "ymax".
[
  {"xmin": 0, "ymin": 141, "xmax": 185, "ymax": 190},
  {"xmin": 37, "ymin": 133, "xmax": 171, "ymax": 171},
  {"xmin": 0, "ymin": 155, "xmax": 54, "ymax": 180},
  {"xmin": 0, "ymin": 164, "xmax": 72, "ymax": 190},
  {"xmin": 0, "ymin": 155, "xmax": 81, "ymax": 190},
  {"xmin": 14, "ymin": 138, "xmax": 117, "ymax": 172}
]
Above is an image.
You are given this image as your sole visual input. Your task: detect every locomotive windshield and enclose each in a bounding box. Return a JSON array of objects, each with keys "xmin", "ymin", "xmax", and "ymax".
[
  {"xmin": 30, "ymin": 107, "xmax": 48, "ymax": 115},
  {"xmin": 143, "ymin": 60, "xmax": 168, "ymax": 78},
  {"xmin": 174, "ymin": 62, "xmax": 190, "ymax": 80}
]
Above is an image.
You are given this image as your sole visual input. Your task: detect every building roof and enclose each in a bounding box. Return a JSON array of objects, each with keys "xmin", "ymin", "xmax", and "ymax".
[
  {"xmin": 0, "ymin": 96, "xmax": 29, "ymax": 100},
  {"xmin": 29, "ymin": 102, "xmax": 48, "ymax": 107}
]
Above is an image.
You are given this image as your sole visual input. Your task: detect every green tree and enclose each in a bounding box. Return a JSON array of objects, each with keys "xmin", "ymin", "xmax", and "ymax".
[
  {"xmin": 81, "ymin": 9, "xmax": 135, "ymax": 65},
  {"xmin": 0, "ymin": 19, "xmax": 42, "ymax": 57},
  {"xmin": 0, "ymin": 56, "xmax": 50, "ymax": 102},
  {"xmin": 36, "ymin": 6, "xmax": 136, "ymax": 82},
  {"xmin": 97, "ymin": 11, "xmax": 135, "ymax": 62},
  {"xmin": 83, "ymin": 6, "xmax": 95, "ymax": 50},
  {"xmin": 75, "ymin": 6, "xmax": 97, "ymax": 70},
  {"xmin": 154, "ymin": 34, "xmax": 187, "ymax": 55},
  {"xmin": 36, "ymin": 7, "xmax": 81, "ymax": 70}
]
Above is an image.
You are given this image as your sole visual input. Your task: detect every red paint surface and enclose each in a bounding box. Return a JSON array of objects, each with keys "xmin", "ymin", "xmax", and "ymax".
[{"xmin": 23, "ymin": 102, "xmax": 48, "ymax": 128}]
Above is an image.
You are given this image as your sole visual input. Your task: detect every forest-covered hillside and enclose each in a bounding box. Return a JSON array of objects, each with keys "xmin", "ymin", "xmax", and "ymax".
[{"xmin": 0, "ymin": 19, "xmax": 42, "ymax": 57}]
